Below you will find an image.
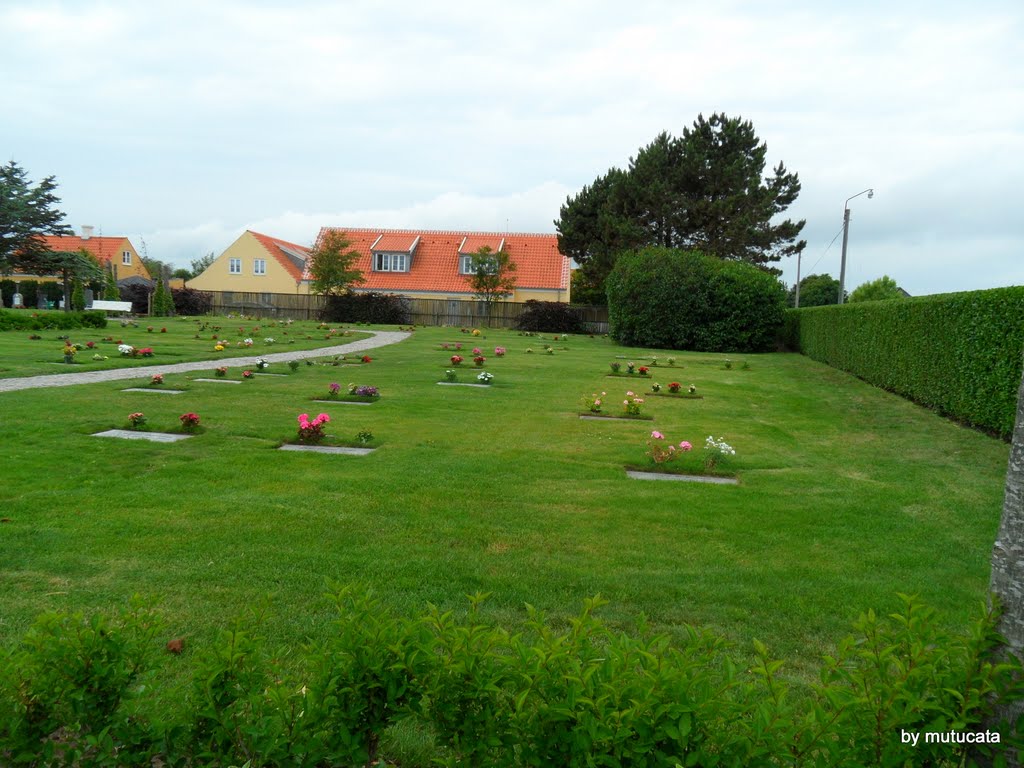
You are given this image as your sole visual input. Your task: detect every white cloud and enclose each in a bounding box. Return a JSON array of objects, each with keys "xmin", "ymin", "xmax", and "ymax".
[{"xmin": 1, "ymin": 1, "xmax": 1021, "ymax": 295}]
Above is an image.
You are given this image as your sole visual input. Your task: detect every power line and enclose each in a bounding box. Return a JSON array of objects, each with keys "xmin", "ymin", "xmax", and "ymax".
[{"xmin": 803, "ymin": 226, "xmax": 846, "ymax": 276}]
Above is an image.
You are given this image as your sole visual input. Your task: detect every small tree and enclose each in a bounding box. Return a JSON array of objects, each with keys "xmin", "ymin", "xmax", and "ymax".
[
  {"xmin": 788, "ymin": 273, "xmax": 844, "ymax": 307},
  {"xmin": 152, "ymin": 275, "xmax": 174, "ymax": 316},
  {"xmin": 70, "ymin": 276, "xmax": 85, "ymax": 311},
  {"xmin": 188, "ymin": 251, "xmax": 216, "ymax": 279},
  {"xmin": 308, "ymin": 230, "xmax": 365, "ymax": 297},
  {"xmin": 848, "ymin": 275, "xmax": 905, "ymax": 303},
  {"xmin": 467, "ymin": 246, "xmax": 516, "ymax": 324}
]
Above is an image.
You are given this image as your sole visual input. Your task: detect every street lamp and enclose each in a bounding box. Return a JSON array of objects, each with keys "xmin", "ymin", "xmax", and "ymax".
[{"xmin": 838, "ymin": 188, "xmax": 874, "ymax": 304}]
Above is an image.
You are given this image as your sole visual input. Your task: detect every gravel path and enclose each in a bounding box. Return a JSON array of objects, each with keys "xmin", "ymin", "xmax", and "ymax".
[{"xmin": 0, "ymin": 330, "xmax": 411, "ymax": 394}]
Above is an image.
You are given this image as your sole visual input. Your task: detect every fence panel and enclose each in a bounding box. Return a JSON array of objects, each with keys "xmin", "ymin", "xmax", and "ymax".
[{"xmin": 199, "ymin": 291, "xmax": 608, "ymax": 331}]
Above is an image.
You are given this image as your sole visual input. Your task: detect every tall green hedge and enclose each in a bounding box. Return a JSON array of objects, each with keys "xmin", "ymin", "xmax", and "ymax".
[
  {"xmin": 607, "ymin": 248, "xmax": 786, "ymax": 352},
  {"xmin": 787, "ymin": 287, "xmax": 1024, "ymax": 438}
]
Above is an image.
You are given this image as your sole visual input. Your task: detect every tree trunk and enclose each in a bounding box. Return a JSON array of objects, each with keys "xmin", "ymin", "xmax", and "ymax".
[{"xmin": 989, "ymin": 362, "xmax": 1024, "ymax": 763}]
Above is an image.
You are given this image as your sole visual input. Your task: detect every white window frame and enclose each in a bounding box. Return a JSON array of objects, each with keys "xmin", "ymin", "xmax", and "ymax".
[
  {"xmin": 122, "ymin": 251, "xmax": 132, "ymax": 265},
  {"xmin": 373, "ymin": 252, "xmax": 408, "ymax": 272},
  {"xmin": 229, "ymin": 258, "xmax": 242, "ymax": 275},
  {"xmin": 461, "ymin": 254, "xmax": 498, "ymax": 275},
  {"xmin": 253, "ymin": 258, "xmax": 266, "ymax": 275}
]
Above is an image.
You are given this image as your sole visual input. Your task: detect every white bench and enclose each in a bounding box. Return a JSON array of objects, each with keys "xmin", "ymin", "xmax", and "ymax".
[{"xmin": 90, "ymin": 300, "xmax": 134, "ymax": 313}]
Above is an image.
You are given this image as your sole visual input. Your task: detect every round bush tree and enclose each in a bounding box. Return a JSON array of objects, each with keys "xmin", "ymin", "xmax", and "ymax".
[{"xmin": 606, "ymin": 248, "xmax": 786, "ymax": 352}]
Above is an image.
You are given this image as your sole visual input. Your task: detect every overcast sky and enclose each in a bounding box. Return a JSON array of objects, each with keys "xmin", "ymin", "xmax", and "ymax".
[{"xmin": 2, "ymin": 1, "xmax": 1021, "ymax": 296}]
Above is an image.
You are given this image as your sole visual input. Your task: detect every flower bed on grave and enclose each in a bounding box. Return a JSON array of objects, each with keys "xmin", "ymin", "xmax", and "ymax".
[
  {"xmin": 623, "ymin": 432, "xmax": 738, "ymax": 482},
  {"xmin": 579, "ymin": 391, "xmax": 653, "ymax": 420},
  {"xmin": 313, "ymin": 383, "xmax": 381, "ymax": 403}
]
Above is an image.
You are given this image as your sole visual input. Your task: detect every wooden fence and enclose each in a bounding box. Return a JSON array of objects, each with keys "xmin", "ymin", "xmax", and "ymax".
[{"xmin": 204, "ymin": 291, "xmax": 609, "ymax": 332}]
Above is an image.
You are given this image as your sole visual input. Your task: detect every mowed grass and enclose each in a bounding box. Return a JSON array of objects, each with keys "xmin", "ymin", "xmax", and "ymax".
[
  {"xmin": 0, "ymin": 322, "xmax": 1010, "ymax": 694},
  {"xmin": 0, "ymin": 312, "xmax": 371, "ymax": 378}
]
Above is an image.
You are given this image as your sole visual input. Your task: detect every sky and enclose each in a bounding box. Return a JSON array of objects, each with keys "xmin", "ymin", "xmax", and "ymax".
[{"xmin": 2, "ymin": 0, "xmax": 1021, "ymax": 296}]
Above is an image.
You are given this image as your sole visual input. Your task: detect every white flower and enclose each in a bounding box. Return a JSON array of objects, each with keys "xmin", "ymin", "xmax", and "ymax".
[{"xmin": 118, "ymin": 344, "xmax": 134, "ymax": 355}]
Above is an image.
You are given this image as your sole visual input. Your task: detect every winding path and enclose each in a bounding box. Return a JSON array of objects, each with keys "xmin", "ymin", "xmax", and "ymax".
[{"xmin": 0, "ymin": 330, "xmax": 411, "ymax": 394}]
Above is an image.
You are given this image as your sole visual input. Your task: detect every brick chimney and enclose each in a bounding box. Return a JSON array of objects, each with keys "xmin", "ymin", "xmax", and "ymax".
[{"xmin": 81, "ymin": 225, "xmax": 94, "ymax": 240}]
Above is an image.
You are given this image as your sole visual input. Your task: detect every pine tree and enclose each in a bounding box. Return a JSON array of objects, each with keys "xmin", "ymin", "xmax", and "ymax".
[{"xmin": 556, "ymin": 113, "xmax": 806, "ymax": 291}]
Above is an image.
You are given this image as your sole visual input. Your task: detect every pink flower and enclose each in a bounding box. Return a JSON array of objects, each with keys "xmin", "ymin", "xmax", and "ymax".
[
  {"xmin": 298, "ymin": 414, "xmax": 309, "ymax": 423},
  {"xmin": 680, "ymin": 441, "xmax": 693, "ymax": 451},
  {"xmin": 651, "ymin": 430, "xmax": 664, "ymax": 439}
]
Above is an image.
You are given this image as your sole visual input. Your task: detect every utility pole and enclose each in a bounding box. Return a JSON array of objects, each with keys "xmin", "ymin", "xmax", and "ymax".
[{"xmin": 838, "ymin": 188, "xmax": 874, "ymax": 305}]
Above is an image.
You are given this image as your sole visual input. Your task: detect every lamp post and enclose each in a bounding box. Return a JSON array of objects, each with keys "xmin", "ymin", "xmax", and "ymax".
[{"xmin": 838, "ymin": 188, "xmax": 874, "ymax": 304}]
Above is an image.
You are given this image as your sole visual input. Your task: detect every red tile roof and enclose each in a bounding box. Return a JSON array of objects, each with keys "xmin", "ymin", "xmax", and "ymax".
[
  {"xmin": 305, "ymin": 228, "xmax": 568, "ymax": 294},
  {"xmin": 249, "ymin": 231, "xmax": 310, "ymax": 282},
  {"xmin": 38, "ymin": 234, "xmax": 133, "ymax": 267}
]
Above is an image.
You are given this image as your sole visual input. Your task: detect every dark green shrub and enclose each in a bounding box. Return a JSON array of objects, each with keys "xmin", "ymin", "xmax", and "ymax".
[
  {"xmin": 789, "ymin": 287, "xmax": 1024, "ymax": 438},
  {"xmin": 19, "ymin": 280, "xmax": 39, "ymax": 309},
  {"xmin": 0, "ymin": 309, "xmax": 107, "ymax": 331},
  {"xmin": 322, "ymin": 292, "xmax": 411, "ymax": 324},
  {"xmin": 0, "ymin": 598, "xmax": 163, "ymax": 766},
  {"xmin": 70, "ymin": 278, "xmax": 86, "ymax": 312},
  {"xmin": 171, "ymin": 287, "xmax": 213, "ymax": 316},
  {"xmin": 0, "ymin": 279, "xmax": 14, "ymax": 307},
  {"xmin": 607, "ymin": 248, "xmax": 786, "ymax": 352},
  {"xmin": 119, "ymin": 283, "xmax": 151, "ymax": 315},
  {"xmin": 514, "ymin": 300, "xmax": 585, "ymax": 333},
  {"xmin": 2, "ymin": 595, "xmax": 1021, "ymax": 766}
]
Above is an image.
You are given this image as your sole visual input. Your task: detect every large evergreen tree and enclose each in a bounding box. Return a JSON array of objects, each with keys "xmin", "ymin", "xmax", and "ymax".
[
  {"xmin": 0, "ymin": 160, "xmax": 73, "ymax": 274},
  {"xmin": 557, "ymin": 114, "xmax": 806, "ymax": 292}
]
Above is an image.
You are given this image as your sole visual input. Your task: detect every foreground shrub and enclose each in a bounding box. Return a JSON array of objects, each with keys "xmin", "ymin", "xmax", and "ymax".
[
  {"xmin": 1, "ymin": 594, "xmax": 1020, "ymax": 766},
  {"xmin": 321, "ymin": 291, "xmax": 411, "ymax": 324},
  {"xmin": 607, "ymin": 247, "xmax": 786, "ymax": 352},
  {"xmin": 787, "ymin": 287, "xmax": 1024, "ymax": 438},
  {"xmin": 514, "ymin": 300, "xmax": 586, "ymax": 333}
]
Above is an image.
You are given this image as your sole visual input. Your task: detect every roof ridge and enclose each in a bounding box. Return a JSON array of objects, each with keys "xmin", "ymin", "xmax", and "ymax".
[{"xmin": 324, "ymin": 226, "xmax": 556, "ymax": 237}]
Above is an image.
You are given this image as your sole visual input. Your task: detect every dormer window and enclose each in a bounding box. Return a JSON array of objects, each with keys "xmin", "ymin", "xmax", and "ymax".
[
  {"xmin": 458, "ymin": 236, "xmax": 505, "ymax": 274},
  {"xmin": 374, "ymin": 252, "xmax": 409, "ymax": 272},
  {"xmin": 370, "ymin": 233, "xmax": 419, "ymax": 273}
]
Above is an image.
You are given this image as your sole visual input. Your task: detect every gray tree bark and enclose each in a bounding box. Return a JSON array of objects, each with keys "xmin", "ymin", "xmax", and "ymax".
[{"xmin": 989, "ymin": 365, "xmax": 1024, "ymax": 764}]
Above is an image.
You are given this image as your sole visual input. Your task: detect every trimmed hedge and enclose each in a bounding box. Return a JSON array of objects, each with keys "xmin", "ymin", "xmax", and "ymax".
[
  {"xmin": 607, "ymin": 248, "xmax": 786, "ymax": 352},
  {"xmin": 0, "ymin": 309, "xmax": 108, "ymax": 332},
  {"xmin": 787, "ymin": 287, "xmax": 1024, "ymax": 438}
]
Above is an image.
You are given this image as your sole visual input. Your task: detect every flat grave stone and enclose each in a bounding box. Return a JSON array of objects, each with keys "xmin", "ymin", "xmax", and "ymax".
[
  {"xmin": 93, "ymin": 429, "xmax": 192, "ymax": 443},
  {"xmin": 254, "ymin": 372, "xmax": 288, "ymax": 377},
  {"xmin": 312, "ymin": 400, "xmax": 374, "ymax": 405},
  {"xmin": 279, "ymin": 444, "xmax": 375, "ymax": 455},
  {"xmin": 193, "ymin": 378, "xmax": 242, "ymax": 384},
  {"xmin": 437, "ymin": 382, "xmax": 491, "ymax": 388},
  {"xmin": 121, "ymin": 388, "xmax": 185, "ymax": 394},
  {"xmin": 625, "ymin": 469, "xmax": 738, "ymax": 485}
]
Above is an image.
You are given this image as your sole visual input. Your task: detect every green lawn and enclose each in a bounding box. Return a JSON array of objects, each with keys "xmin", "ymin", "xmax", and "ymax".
[
  {"xmin": 0, "ymin": 312, "xmax": 371, "ymax": 378},
  {"xmin": 0, "ymin": 320, "xmax": 1009, "ymax": 694}
]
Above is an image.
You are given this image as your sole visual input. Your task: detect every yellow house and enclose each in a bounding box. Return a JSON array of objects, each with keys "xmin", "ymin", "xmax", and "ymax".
[
  {"xmin": 190, "ymin": 230, "xmax": 309, "ymax": 295},
  {"xmin": 31, "ymin": 226, "xmax": 151, "ymax": 283}
]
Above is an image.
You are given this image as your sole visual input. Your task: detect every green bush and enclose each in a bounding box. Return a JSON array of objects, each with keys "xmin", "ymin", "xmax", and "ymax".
[
  {"xmin": 787, "ymin": 287, "xmax": 1024, "ymax": 438},
  {"xmin": 171, "ymin": 287, "xmax": 213, "ymax": 316},
  {"xmin": 322, "ymin": 292, "xmax": 411, "ymax": 324},
  {"xmin": 0, "ymin": 309, "xmax": 107, "ymax": 332},
  {"xmin": 514, "ymin": 300, "xmax": 585, "ymax": 333},
  {"xmin": 607, "ymin": 248, "xmax": 786, "ymax": 352},
  {"xmin": 1, "ymin": 595, "xmax": 1020, "ymax": 766}
]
